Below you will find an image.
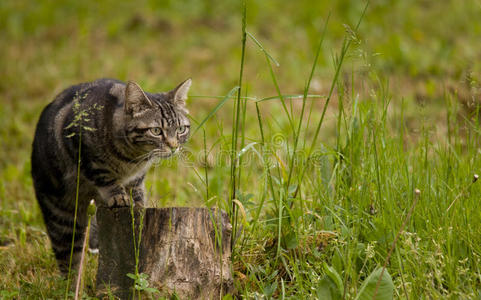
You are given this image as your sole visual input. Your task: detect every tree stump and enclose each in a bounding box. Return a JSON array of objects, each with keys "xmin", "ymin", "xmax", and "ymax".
[{"xmin": 96, "ymin": 207, "xmax": 233, "ymax": 299}]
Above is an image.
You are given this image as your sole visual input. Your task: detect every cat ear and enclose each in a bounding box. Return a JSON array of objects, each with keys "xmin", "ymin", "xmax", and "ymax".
[
  {"xmin": 124, "ymin": 81, "xmax": 153, "ymax": 115},
  {"xmin": 172, "ymin": 78, "xmax": 192, "ymax": 107}
]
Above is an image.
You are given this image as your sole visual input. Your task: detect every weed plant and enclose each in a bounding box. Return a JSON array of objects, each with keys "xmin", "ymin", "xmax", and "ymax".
[{"xmin": 195, "ymin": 3, "xmax": 481, "ymax": 299}]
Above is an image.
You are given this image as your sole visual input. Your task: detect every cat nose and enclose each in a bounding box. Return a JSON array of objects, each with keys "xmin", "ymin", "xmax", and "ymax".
[{"xmin": 166, "ymin": 138, "xmax": 178, "ymax": 150}]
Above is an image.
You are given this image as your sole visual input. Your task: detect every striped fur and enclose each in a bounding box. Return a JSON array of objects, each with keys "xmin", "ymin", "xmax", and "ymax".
[{"xmin": 31, "ymin": 78, "xmax": 191, "ymax": 274}]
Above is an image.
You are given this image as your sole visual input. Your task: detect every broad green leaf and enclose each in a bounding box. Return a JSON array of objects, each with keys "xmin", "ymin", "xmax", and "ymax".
[
  {"xmin": 323, "ymin": 263, "xmax": 343, "ymax": 296},
  {"xmin": 317, "ymin": 275, "xmax": 342, "ymax": 300},
  {"xmin": 331, "ymin": 248, "xmax": 344, "ymax": 275},
  {"xmin": 354, "ymin": 267, "xmax": 394, "ymax": 300}
]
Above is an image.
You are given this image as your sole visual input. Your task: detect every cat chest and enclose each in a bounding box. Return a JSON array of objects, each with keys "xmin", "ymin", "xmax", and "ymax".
[
  {"xmin": 118, "ymin": 160, "xmax": 152, "ymax": 185},
  {"xmin": 88, "ymin": 157, "xmax": 150, "ymax": 186}
]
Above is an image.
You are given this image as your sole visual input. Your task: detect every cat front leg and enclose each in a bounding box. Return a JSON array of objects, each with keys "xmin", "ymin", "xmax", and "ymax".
[
  {"xmin": 82, "ymin": 162, "xmax": 131, "ymax": 207},
  {"xmin": 97, "ymin": 185, "xmax": 131, "ymax": 207},
  {"xmin": 125, "ymin": 175, "xmax": 146, "ymax": 207}
]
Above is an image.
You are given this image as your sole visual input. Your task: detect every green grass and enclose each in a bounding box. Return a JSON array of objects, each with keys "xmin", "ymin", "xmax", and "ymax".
[{"xmin": 2, "ymin": 0, "xmax": 481, "ymax": 298}]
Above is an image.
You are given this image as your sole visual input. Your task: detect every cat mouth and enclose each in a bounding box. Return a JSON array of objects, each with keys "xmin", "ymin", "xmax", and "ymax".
[{"xmin": 150, "ymin": 148, "xmax": 178, "ymax": 158}]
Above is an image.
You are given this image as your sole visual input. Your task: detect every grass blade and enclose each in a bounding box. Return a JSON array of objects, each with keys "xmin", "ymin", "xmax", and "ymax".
[{"xmin": 191, "ymin": 86, "xmax": 239, "ymax": 137}]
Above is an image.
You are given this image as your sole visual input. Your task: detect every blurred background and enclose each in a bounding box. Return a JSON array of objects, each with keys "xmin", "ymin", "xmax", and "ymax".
[
  {"xmin": 2, "ymin": 1, "xmax": 480, "ymax": 105},
  {"xmin": 1, "ymin": 0, "xmax": 481, "ymax": 297},
  {"xmin": 2, "ymin": 0, "xmax": 481, "ymax": 208},
  {"xmin": 1, "ymin": 0, "xmax": 481, "ymax": 164}
]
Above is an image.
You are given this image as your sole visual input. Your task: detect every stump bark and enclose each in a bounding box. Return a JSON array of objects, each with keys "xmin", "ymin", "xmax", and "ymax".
[{"xmin": 96, "ymin": 207, "xmax": 233, "ymax": 299}]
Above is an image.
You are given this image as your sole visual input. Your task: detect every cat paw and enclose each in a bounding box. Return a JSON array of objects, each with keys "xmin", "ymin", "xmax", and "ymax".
[
  {"xmin": 134, "ymin": 199, "xmax": 145, "ymax": 207},
  {"xmin": 98, "ymin": 186, "xmax": 132, "ymax": 207},
  {"xmin": 108, "ymin": 193, "xmax": 131, "ymax": 207}
]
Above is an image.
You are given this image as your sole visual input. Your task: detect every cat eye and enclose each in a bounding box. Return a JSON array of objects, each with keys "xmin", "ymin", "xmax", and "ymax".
[
  {"xmin": 177, "ymin": 125, "xmax": 188, "ymax": 135},
  {"xmin": 150, "ymin": 127, "xmax": 162, "ymax": 136}
]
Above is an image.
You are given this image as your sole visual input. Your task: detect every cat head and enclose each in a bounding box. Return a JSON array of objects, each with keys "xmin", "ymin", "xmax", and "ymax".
[{"xmin": 121, "ymin": 79, "xmax": 191, "ymax": 158}]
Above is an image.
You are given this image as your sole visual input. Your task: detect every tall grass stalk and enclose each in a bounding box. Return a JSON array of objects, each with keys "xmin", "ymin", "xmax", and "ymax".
[
  {"xmin": 236, "ymin": 88, "xmax": 248, "ymax": 195},
  {"xmin": 203, "ymin": 129, "xmax": 209, "ymax": 201},
  {"xmin": 286, "ymin": 12, "xmax": 330, "ymax": 189},
  {"xmin": 247, "ymin": 32, "xmax": 294, "ymax": 133},
  {"xmin": 74, "ymin": 200, "xmax": 95, "ymax": 300},
  {"xmin": 252, "ymin": 102, "xmax": 273, "ymax": 226},
  {"xmin": 229, "ymin": 1, "xmax": 247, "ymax": 250},
  {"xmin": 127, "ymin": 192, "xmax": 146, "ymax": 299},
  {"xmin": 65, "ymin": 116, "xmax": 82, "ymax": 299},
  {"xmin": 294, "ymin": 2, "xmax": 369, "ymax": 198}
]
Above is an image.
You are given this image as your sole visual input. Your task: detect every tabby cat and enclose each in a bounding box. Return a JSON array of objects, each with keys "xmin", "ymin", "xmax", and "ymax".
[{"xmin": 31, "ymin": 78, "xmax": 191, "ymax": 274}]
